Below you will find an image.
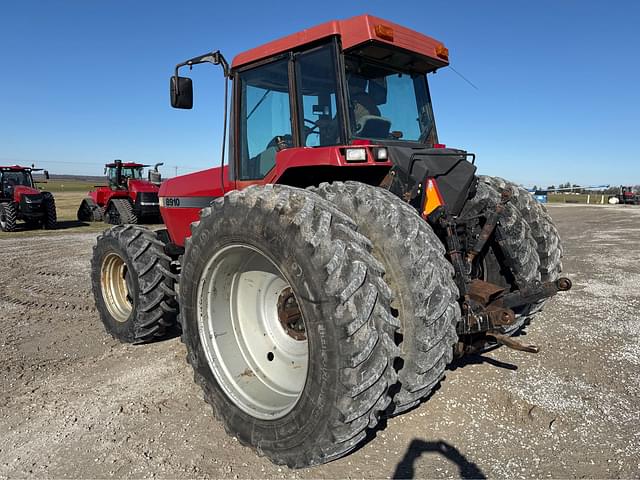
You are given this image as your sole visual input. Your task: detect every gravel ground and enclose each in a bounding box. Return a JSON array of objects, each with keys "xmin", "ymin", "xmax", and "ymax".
[{"xmin": 1, "ymin": 205, "xmax": 639, "ymax": 479}]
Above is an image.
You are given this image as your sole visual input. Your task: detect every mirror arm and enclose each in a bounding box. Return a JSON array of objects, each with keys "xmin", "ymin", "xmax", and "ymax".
[{"xmin": 173, "ymin": 50, "xmax": 230, "ymax": 95}]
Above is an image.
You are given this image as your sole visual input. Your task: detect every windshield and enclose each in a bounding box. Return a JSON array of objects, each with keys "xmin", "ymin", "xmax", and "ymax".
[
  {"xmin": 1, "ymin": 171, "xmax": 33, "ymax": 188},
  {"xmin": 345, "ymin": 56, "xmax": 436, "ymax": 143},
  {"xmin": 122, "ymin": 167, "xmax": 143, "ymax": 179},
  {"xmin": 108, "ymin": 167, "xmax": 143, "ymax": 181}
]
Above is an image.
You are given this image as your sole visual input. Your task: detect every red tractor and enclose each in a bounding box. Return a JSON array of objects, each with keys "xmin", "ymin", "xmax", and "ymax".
[
  {"xmin": 77, "ymin": 160, "xmax": 163, "ymax": 224},
  {"xmin": 91, "ymin": 15, "xmax": 571, "ymax": 467},
  {"xmin": 0, "ymin": 165, "xmax": 57, "ymax": 232},
  {"xmin": 608, "ymin": 186, "xmax": 640, "ymax": 205}
]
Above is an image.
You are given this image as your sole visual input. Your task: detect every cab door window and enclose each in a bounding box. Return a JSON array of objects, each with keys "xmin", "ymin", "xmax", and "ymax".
[
  {"xmin": 238, "ymin": 58, "xmax": 293, "ymax": 180},
  {"xmin": 295, "ymin": 44, "xmax": 342, "ymax": 147}
]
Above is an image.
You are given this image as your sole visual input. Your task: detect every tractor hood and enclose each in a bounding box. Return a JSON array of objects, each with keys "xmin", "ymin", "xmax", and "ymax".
[
  {"xmin": 127, "ymin": 179, "xmax": 160, "ymax": 194},
  {"xmin": 386, "ymin": 146, "xmax": 477, "ymax": 216},
  {"xmin": 13, "ymin": 185, "xmax": 42, "ymax": 202}
]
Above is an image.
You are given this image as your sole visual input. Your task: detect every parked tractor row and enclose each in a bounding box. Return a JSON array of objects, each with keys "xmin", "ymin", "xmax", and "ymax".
[
  {"xmin": 0, "ymin": 162, "xmax": 164, "ymax": 233},
  {"xmin": 88, "ymin": 15, "xmax": 572, "ymax": 469}
]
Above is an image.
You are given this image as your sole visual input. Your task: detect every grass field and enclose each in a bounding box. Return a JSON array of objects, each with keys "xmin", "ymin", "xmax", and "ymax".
[
  {"xmin": 547, "ymin": 193, "xmax": 610, "ymax": 204},
  {"xmin": 35, "ymin": 179, "xmax": 101, "ymax": 192}
]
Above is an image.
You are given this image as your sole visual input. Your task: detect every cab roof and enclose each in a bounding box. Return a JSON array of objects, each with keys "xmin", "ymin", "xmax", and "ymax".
[
  {"xmin": 106, "ymin": 162, "xmax": 147, "ymax": 168},
  {"xmin": 0, "ymin": 165, "xmax": 33, "ymax": 172},
  {"xmin": 232, "ymin": 14, "xmax": 450, "ymax": 69}
]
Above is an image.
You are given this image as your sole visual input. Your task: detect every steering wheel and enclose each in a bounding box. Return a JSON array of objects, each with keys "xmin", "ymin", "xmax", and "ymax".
[{"xmin": 304, "ymin": 118, "xmax": 320, "ymax": 135}]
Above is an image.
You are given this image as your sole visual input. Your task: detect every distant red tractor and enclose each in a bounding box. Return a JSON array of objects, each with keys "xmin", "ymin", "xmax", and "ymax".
[
  {"xmin": 0, "ymin": 165, "xmax": 57, "ymax": 232},
  {"xmin": 608, "ymin": 186, "xmax": 640, "ymax": 205},
  {"xmin": 77, "ymin": 160, "xmax": 163, "ymax": 224}
]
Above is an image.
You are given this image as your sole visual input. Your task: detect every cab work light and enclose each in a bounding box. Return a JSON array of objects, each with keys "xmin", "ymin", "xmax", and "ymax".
[
  {"xmin": 422, "ymin": 178, "xmax": 444, "ymax": 217},
  {"xmin": 373, "ymin": 147, "xmax": 388, "ymax": 161},
  {"xmin": 345, "ymin": 148, "xmax": 367, "ymax": 162},
  {"xmin": 436, "ymin": 44, "xmax": 449, "ymax": 61},
  {"xmin": 374, "ymin": 24, "xmax": 394, "ymax": 41}
]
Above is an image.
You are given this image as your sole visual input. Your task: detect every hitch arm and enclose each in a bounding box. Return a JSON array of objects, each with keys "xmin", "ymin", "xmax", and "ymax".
[{"xmin": 498, "ymin": 278, "xmax": 572, "ymax": 310}]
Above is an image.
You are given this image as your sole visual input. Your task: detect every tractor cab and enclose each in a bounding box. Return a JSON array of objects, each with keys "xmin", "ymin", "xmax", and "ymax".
[
  {"xmin": 170, "ymin": 15, "xmax": 450, "ymax": 188},
  {"xmin": 0, "ymin": 167, "xmax": 36, "ymax": 200},
  {"xmin": 105, "ymin": 160, "xmax": 145, "ymax": 190}
]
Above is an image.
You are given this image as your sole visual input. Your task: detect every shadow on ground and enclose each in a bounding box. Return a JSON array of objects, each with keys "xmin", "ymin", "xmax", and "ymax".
[
  {"xmin": 449, "ymin": 353, "xmax": 518, "ymax": 371},
  {"xmin": 392, "ymin": 439, "xmax": 486, "ymax": 479}
]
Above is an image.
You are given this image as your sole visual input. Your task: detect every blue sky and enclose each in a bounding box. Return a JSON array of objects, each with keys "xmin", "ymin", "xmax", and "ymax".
[{"xmin": 1, "ymin": 1, "xmax": 638, "ymax": 186}]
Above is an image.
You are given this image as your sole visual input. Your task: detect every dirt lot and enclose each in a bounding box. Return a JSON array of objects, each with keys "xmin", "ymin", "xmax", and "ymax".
[{"xmin": 1, "ymin": 205, "xmax": 639, "ymax": 479}]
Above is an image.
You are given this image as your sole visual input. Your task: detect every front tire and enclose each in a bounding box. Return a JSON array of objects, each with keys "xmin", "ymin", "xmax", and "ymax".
[
  {"xmin": 0, "ymin": 202, "xmax": 17, "ymax": 232},
  {"xmin": 43, "ymin": 197, "xmax": 57, "ymax": 229},
  {"xmin": 313, "ymin": 181, "xmax": 459, "ymax": 415},
  {"xmin": 91, "ymin": 225, "xmax": 178, "ymax": 343},
  {"xmin": 179, "ymin": 185, "xmax": 399, "ymax": 467}
]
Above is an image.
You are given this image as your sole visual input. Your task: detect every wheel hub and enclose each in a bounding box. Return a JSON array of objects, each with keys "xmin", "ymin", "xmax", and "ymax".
[{"xmin": 277, "ymin": 287, "xmax": 306, "ymax": 341}]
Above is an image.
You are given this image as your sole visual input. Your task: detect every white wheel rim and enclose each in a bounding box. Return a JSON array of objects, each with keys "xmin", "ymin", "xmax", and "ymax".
[{"xmin": 197, "ymin": 244, "xmax": 309, "ymax": 420}]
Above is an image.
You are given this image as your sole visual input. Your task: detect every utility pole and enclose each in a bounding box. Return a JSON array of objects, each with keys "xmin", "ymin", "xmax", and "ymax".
[{"xmin": 174, "ymin": 166, "xmax": 178, "ymax": 177}]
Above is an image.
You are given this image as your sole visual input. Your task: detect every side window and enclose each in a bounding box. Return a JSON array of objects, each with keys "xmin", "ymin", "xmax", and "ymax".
[
  {"xmin": 238, "ymin": 58, "xmax": 292, "ymax": 180},
  {"xmin": 296, "ymin": 45, "xmax": 341, "ymax": 147}
]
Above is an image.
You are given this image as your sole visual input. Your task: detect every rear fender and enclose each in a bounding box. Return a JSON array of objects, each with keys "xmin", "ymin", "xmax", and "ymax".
[{"xmin": 386, "ymin": 146, "xmax": 477, "ymax": 216}]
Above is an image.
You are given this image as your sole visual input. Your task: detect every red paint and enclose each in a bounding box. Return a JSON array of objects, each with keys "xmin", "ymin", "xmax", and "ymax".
[
  {"xmin": 160, "ymin": 147, "xmax": 391, "ymax": 246},
  {"xmin": 433, "ymin": 143, "xmax": 447, "ymax": 149},
  {"xmin": 232, "ymin": 14, "xmax": 449, "ymax": 70},
  {"xmin": 87, "ymin": 178, "xmax": 160, "ymax": 208},
  {"xmin": 159, "ymin": 166, "xmax": 233, "ymax": 244},
  {"xmin": 12, "ymin": 185, "xmax": 41, "ymax": 202},
  {"xmin": 0, "ymin": 165, "xmax": 32, "ymax": 170}
]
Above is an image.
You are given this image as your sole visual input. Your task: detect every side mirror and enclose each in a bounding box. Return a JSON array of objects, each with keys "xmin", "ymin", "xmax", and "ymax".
[
  {"xmin": 170, "ymin": 76, "xmax": 193, "ymax": 109},
  {"xmin": 44, "ymin": 170, "xmax": 50, "ymax": 180}
]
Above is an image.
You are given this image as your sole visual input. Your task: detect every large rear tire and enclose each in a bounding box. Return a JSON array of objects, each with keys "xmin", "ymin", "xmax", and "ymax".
[
  {"xmin": 313, "ymin": 181, "xmax": 459, "ymax": 415},
  {"xmin": 179, "ymin": 185, "xmax": 399, "ymax": 467},
  {"xmin": 479, "ymin": 176, "xmax": 563, "ymax": 284},
  {"xmin": 0, "ymin": 202, "xmax": 17, "ymax": 232},
  {"xmin": 91, "ymin": 225, "xmax": 178, "ymax": 343},
  {"xmin": 461, "ymin": 178, "xmax": 541, "ymax": 334}
]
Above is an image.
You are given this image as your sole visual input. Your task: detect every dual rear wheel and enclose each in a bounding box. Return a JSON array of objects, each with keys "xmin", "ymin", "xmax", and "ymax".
[{"xmin": 92, "ymin": 179, "xmax": 560, "ymax": 468}]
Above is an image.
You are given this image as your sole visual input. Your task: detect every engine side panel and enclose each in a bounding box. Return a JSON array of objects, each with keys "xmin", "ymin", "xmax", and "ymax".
[
  {"xmin": 160, "ymin": 146, "xmax": 392, "ymax": 246},
  {"xmin": 159, "ymin": 167, "xmax": 231, "ymax": 246}
]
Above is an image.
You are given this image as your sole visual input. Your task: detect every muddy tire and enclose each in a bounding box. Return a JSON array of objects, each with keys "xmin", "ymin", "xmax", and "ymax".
[
  {"xmin": 479, "ymin": 176, "xmax": 563, "ymax": 284},
  {"xmin": 0, "ymin": 202, "xmax": 17, "ymax": 232},
  {"xmin": 313, "ymin": 181, "xmax": 459, "ymax": 415},
  {"xmin": 43, "ymin": 197, "xmax": 57, "ymax": 230},
  {"xmin": 106, "ymin": 198, "xmax": 138, "ymax": 225},
  {"xmin": 91, "ymin": 225, "xmax": 178, "ymax": 343},
  {"xmin": 461, "ymin": 178, "xmax": 541, "ymax": 334},
  {"xmin": 179, "ymin": 185, "xmax": 399, "ymax": 468}
]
